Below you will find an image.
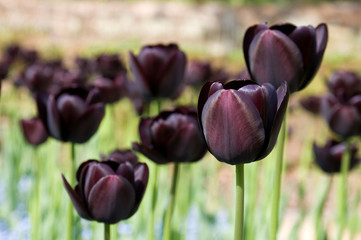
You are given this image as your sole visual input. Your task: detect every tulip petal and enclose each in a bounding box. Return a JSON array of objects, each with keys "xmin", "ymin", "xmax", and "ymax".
[
  {"xmin": 36, "ymin": 93, "xmax": 49, "ymax": 132},
  {"xmin": 315, "ymin": 23, "xmax": 328, "ymax": 57},
  {"xmin": 88, "ymin": 175, "xmax": 136, "ymax": 224},
  {"xmin": 198, "ymin": 82, "xmax": 223, "ymax": 130},
  {"xmin": 166, "ymin": 123, "xmax": 207, "ymax": 162},
  {"xmin": 61, "ymin": 174, "xmax": 92, "ymax": 220},
  {"xmin": 270, "ymin": 23, "xmax": 297, "ymax": 35},
  {"xmin": 57, "ymin": 94, "xmax": 87, "ymax": 132},
  {"xmin": 20, "ymin": 117, "xmax": 48, "ymax": 146},
  {"xmin": 116, "ymin": 162, "xmax": 135, "ymax": 185},
  {"xmin": 258, "ymin": 81, "xmax": 289, "ymax": 159},
  {"xmin": 202, "ymin": 89, "xmax": 265, "ymax": 164},
  {"xmin": 243, "ymin": 23, "xmax": 268, "ymax": 75},
  {"xmin": 128, "ymin": 52, "xmax": 151, "ymax": 99},
  {"xmin": 138, "ymin": 118, "xmax": 154, "ymax": 147},
  {"xmin": 83, "ymin": 162, "xmax": 114, "ymax": 201},
  {"xmin": 132, "ymin": 142, "xmax": 169, "ymax": 164},
  {"xmin": 249, "ymin": 29, "xmax": 303, "ymax": 92},
  {"xmin": 46, "ymin": 95, "xmax": 62, "ymax": 140},
  {"xmin": 129, "ymin": 163, "xmax": 149, "ymax": 217},
  {"xmin": 70, "ymin": 103, "xmax": 105, "ymax": 143},
  {"xmin": 288, "ymin": 26, "xmax": 317, "ymax": 90},
  {"xmin": 329, "ymin": 106, "xmax": 361, "ymax": 138}
]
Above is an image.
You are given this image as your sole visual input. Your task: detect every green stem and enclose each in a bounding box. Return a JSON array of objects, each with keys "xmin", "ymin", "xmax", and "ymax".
[
  {"xmin": 270, "ymin": 117, "xmax": 287, "ymax": 240},
  {"xmin": 67, "ymin": 143, "xmax": 76, "ymax": 240},
  {"xmin": 234, "ymin": 164, "xmax": 245, "ymax": 240},
  {"xmin": 163, "ymin": 163, "xmax": 180, "ymax": 240},
  {"xmin": 337, "ymin": 140, "xmax": 350, "ymax": 240},
  {"xmin": 315, "ymin": 176, "xmax": 333, "ymax": 240},
  {"xmin": 31, "ymin": 149, "xmax": 40, "ymax": 240},
  {"xmin": 148, "ymin": 163, "xmax": 158, "ymax": 240},
  {"xmin": 104, "ymin": 223, "xmax": 110, "ymax": 240}
]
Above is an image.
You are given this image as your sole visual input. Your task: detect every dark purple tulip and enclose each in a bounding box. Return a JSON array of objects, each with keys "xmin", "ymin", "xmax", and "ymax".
[
  {"xmin": 20, "ymin": 117, "xmax": 48, "ymax": 146},
  {"xmin": 184, "ymin": 61, "xmax": 229, "ymax": 87},
  {"xmin": 129, "ymin": 43, "xmax": 187, "ymax": 100},
  {"xmin": 198, "ymin": 80, "xmax": 289, "ymax": 165},
  {"xmin": 19, "ymin": 49, "xmax": 39, "ymax": 66},
  {"xmin": 19, "ymin": 63, "xmax": 57, "ymax": 94},
  {"xmin": 62, "ymin": 153, "xmax": 149, "ymax": 224},
  {"xmin": 313, "ymin": 140, "xmax": 360, "ymax": 174},
  {"xmin": 321, "ymin": 71, "xmax": 361, "ymax": 138},
  {"xmin": 36, "ymin": 87, "xmax": 105, "ymax": 143},
  {"xmin": 300, "ymin": 96, "xmax": 322, "ymax": 115},
  {"xmin": 243, "ymin": 22, "xmax": 328, "ymax": 93},
  {"xmin": 133, "ymin": 106, "xmax": 207, "ymax": 164},
  {"xmin": 95, "ymin": 54, "xmax": 126, "ymax": 80},
  {"xmin": 91, "ymin": 74, "xmax": 127, "ymax": 104}
]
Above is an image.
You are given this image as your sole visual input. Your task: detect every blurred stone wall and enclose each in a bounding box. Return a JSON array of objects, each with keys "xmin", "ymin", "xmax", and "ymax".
[{"xmin": 0, "ymin": 0, "xmax": 360, "ymax": 56}]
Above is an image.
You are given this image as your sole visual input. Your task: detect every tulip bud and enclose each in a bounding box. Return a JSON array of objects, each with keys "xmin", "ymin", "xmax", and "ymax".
[
  {"xmin": 243, "ymin": 22, "xmax": 328, "ymax": 93},
  {"xmin": 198, "ymin": 80, "xmax": 289, "ymax": 165},
  {"xmin": 95, "ymin": 54, "xmax": 126, "ymax": 80},
  {"xmin": 133, "ymin": 106, "xmax": 207, "ymax": 164},
  {"xmin": 36, "ymin": 87, "xmax": 105, "ymax": 143},
  {"xmin": 313, "ymin": 140, "xmax": 360, "ymax": 173},
  {"xmin": 129, "ymin": 43, "xmax": 187, "ymax": 100},
  {"xmin": 300, "ymin": 96, "xmax": 322, "ymax": 115},
  {"xmin": 62, "ymin": 151, "xmax": 149, "ymax": 224}
]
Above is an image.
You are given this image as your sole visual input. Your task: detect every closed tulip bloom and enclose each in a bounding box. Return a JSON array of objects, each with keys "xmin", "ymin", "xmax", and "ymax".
[
  {"xmin": 198, "ymin": 80, "xmax": 289, "ymax": 165},
  {"xmin": 129, "ymin": 43, "xmax": 187, "ymax": 100},
  {"xmin": 62, "ymin": 153, "xmax": 149, "ymax": 224},
  {"xmin": 36, "ymin": 87, "xmax": 105, "ymax": 143},
  {"xmin": 133, "ymin": 106, "xmax": 207, "ymax": 164},
  {"xmin": 243, "ymin": 22, "xmax": 328, "ymax": 93},
  {"xmin": 20, "ymin": 117, "xmax": 48, "ymax": 146},
  {"xmin": 313, "ymin": 140, "xmax": 360, "ymax": 173},
  {"xmin": 321, "ymin": 71, "xmax": 361, "ymax": 138}
]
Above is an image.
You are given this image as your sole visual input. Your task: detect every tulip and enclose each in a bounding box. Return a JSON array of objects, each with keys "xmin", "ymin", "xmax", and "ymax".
[
  {"xmin": 62, "ymin": 152, "xmax": 149, "ymax": 224},
  {"xmin": 95, "ymin": 54, "xmax": 126, "ymax": 80},
  {"xmin": 20, "ymin": 117, "xmax": 48, "ymax": 146},
  {"xmin": 243, "ymin": 22, "xmax": 328, "ymax": 93},
  {"xmin": 321, "ymin": 71, "xmax": 361, "ymax": 138},
  {"xmin": 313, "ymin": 140, "xmax": 360, "ymax": 174},
  {"xmin": 133, "ymin": 106, "xmax": 207, "ymax": 164},
  {"xmin": 198, "ymin": 80, "xmax": 289, "ymax": 165},
  {"xmin": 129, "ymin": 43, "xmax": 187, "ymax": 100},
  {"xmin": 36, "ymin": 86, "xmax": 105, "ymax": 143}
]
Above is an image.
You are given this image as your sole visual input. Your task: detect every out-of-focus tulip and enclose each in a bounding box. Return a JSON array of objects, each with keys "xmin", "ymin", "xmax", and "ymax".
[
  {"xmin": 36, "ymin": 87, "xmax": 105, "ymax": 143},
  {"xmin": 129, "ymin": 43, "xmax": 187, "ymax": 100},
  {"xmin": 62, "ymin": 152, "xmax": 149, "ymax": 224},
  {"xmin": 92, "ymin": 74, "xmax": 127, "ymax": 104},
  {"xmin": 184, "ymin": 60, "xmax": 229, "ymax": 87},
  {"xmin": 313, "ymin": 140, "xmax": 360, "ymax": 173},
  {"xmin": 198, "ymin": 80, "xmax": 289, "ymax": 165},
  {"xmin": 133, "ymin": 106, "xmax": 207, "ymax": 164},
  {"xmin": 20, "ymin": 117, "xmax": 48, "ymax": 146},
  {"xmin": 19, "ymin": 49, "xmax": 39, "ymax": 66},
  {"xmin": 321, "ymin": 71, "xmax": 361, "ymax": 138},
  {"xmin": 300, "ymin": 96, "xmax": 322, "ymax": 115},
  {"xmin": 243, "ymin": 22, "xmax": 328, "ymax": 93},
  {"xmin": 95, "ymin": 54, "xmax": 126, "ymax": 80}
]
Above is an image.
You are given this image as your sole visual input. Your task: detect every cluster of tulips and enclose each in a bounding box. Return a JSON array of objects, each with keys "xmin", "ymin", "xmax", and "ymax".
[{"xmin": 3, "ymin": 20, "xmax": 353, "ymax": 240}]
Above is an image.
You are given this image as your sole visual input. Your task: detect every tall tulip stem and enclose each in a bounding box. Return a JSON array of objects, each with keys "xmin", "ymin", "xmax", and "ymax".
[
  {"xmin": 270, "ymin": 117, "xmax": 287, "ymax": 240},
  {"xmin": 67, "ymin": 143, "xmax": 76, "ymax": 240},
  {"xmin": 315, "ymin": 176, "xmax": 333, "ymax": 240},
  {"xmin": 337, "ymin": 140, "xmax": 350, "ymax": 240},
  {"xmin": 234, "ymin": 164, "xmax": 245, "ymax": 240},
  {"xmin": 163, "ymin": 163, "xmax": 180, "ymax": 240},
  {"xmin": 104, "ymin": 223, "xmax": 110, "ymax": 240}
]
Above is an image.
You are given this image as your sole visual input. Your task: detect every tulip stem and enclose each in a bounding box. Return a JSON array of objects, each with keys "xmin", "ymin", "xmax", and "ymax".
[
  {"xmin": 337, "ymin": 140, "xmax": 350, "ymax": 240},
  {"xmin": 234, "ymin": 164, "xmax": 245, "ymax": 240},
  {"xmin": 67, "ymin": 143, "xmax": 76, "ymax": 240},
  {"xmin": 148, "ymin": 163, "xmax": 158, "ymax": 240},
  {"xmin": 315, "ymin": 176, "xmax": 333, "ymax": 240},
  {"xmin": 104, "ymin": 223, "xmax": 110, "ymax": 240},
  {"xmin": 163, "ymin": 163, "xmax": 180, "ymax": 240},
  {"xmin": 270, "ymin": 117, "xmax": 287, "ymax": 240}
]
